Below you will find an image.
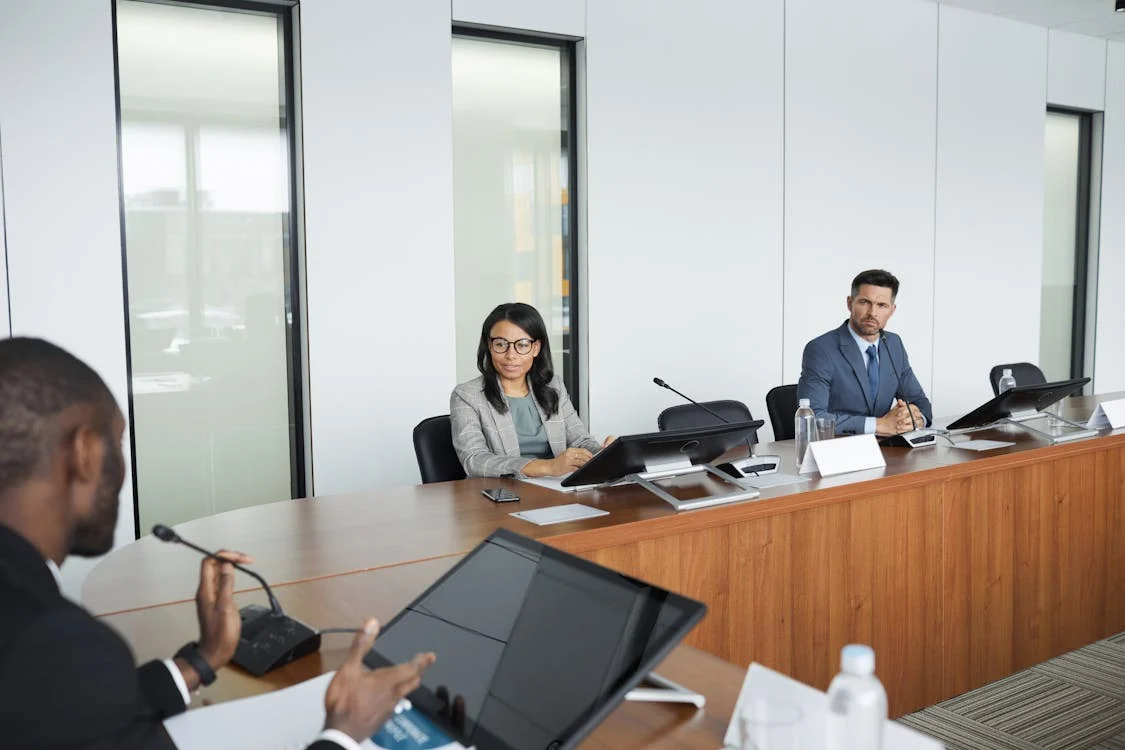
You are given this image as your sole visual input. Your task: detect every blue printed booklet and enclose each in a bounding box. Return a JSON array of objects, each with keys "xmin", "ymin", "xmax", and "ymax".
[{"xmin": 368, "ymin": 706, "xmax": 469, "ymax": 750}]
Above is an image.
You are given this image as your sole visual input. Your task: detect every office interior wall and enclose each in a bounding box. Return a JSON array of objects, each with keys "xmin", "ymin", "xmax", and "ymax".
[
  {"xmin": 452, "ymin": 0, "xmax": 584, "ymax": 37},
  {"xmin": 1095, "ymin": 42, "xmax": 1125, "ymax": 393},
  {"xmin": 585, "ymin": 0, "xmax": 785, "ymax": 439},
  {"xmin": 933, "ymin": 8, "xmax": 1048, "ymax": 418},
  {"xmin": 782, "ymin": 0, "xmax": 938, "ymax": 402},
  {"xmin": 0, "ymin": 149, "xmax": 9, "ymax": 337},
  {"xmin": 300, "ymin": 0, "xmax": 456, "ymax": 494},
  {"xmin": 1047, "ymin": 30, "xmax": 1107, "ymax": 111},
  {"xmin": 0, "ymin": 0, "xmax": 135, "ymax": 600},
  {"xmin": 0, "ymin": 0, "xmax": 1123, "ymax": 519}
]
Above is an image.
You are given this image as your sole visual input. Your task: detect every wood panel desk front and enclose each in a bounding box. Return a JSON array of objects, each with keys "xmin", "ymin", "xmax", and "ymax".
[
  {"xmin": 88, "ymin": 394, "xmax": 1125, "ymax": 717},
  {"xmin": 102, "ymin": 558, "xmax": 744, "ymax": 750}
]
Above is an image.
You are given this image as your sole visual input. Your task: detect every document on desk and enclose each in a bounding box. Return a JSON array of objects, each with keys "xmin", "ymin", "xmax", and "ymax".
[
  {"xmin": 164, "ymin": 672, "xmax": 471, "ymax": 750},
  {"xmin": 952, "ymin": 439, "xmax": 1015, "ymax": 452},
  {"xmin": 725, "ymin": 663, "xmax": 942, "ymax": 750},
  {"xmin": 518, "ymin": 474, "xmax": 603, "ymax": 493},
  {"xmin": 510, "ymin": 503, "xmax": 609, "ymax": 525}
]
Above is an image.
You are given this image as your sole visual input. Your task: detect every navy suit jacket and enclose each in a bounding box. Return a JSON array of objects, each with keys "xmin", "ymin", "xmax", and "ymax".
[{"xmin": 797, "ymin": 321, "xmax": 932, "ymax": 436}]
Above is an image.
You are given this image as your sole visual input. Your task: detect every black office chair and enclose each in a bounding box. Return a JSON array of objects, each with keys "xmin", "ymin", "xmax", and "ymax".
[
  {"xmin": 988, "ymin": 362, "xmax": 1047, "ymax": 396},
  {"xmin": 656, "ymin": 399, "xmax": 759, "ymax": 445},
  {"xmin": 765, "ymin": 384, "xmax": 799, "ymax": 441},
  {"xmin": 412, "ymin": 415, "xmax": 466, "ymax": 484}
]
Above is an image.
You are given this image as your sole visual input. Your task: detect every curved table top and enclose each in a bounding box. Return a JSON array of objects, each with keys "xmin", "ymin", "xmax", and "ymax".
[{"xmin": 86, "ymin": 393, "xmax": 1124, "ymax": 616}]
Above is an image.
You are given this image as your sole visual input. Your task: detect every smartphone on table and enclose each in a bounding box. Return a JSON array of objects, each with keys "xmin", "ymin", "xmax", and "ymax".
[{"xmin": 481, "ymin": 487, "xmax": 520, "ymax": 503}]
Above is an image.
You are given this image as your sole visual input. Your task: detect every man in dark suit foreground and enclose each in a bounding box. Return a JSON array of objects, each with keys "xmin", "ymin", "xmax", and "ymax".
[
  {"xmin": 0, "ymin": 337, "xmax": 435, "ymax": 750},
  {"xmin": 797, "ymin": 269, "xmax": 932, "ymax": 436}
]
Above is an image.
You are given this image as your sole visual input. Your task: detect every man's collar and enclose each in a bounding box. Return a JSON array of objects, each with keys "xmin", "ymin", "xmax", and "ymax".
[
  {"xmin": 847, "ymin": 323, "xmax": 878, "ymax": 352},
  {"xmin": 46, "ymin": 558, "xmax": 63, "ymax": 590}
]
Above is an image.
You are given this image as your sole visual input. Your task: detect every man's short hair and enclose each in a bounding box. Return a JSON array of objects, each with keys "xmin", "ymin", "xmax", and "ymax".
[
  {"xmin": 851, "ymin": 269, "xmax": 900, "ymax": 300},
  {"xmin": 0, "ymin": 337, "xmax": 115, "ymax": 496}
]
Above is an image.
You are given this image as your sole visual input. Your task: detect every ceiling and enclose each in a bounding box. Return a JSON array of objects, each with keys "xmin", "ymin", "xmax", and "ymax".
[{"xmin": 938, "ymin": 0, "xmax": 1125, "ymax": 41}]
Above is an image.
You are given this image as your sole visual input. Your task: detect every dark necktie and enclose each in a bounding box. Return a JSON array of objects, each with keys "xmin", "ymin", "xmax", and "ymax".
[{"xmin": 866, "ymin": 344, "xmax": 880, "ymax": 409}]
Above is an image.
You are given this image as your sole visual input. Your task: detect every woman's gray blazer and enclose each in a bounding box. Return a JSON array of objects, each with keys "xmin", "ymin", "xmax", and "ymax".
[{"xmin": 450, "ymin": 375, "xmax": 600, "ymax": 478}]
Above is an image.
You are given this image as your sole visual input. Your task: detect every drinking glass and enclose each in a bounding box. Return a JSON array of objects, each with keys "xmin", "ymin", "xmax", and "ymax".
[{"xmin": 815, "ymin": 416, "xmax": 836, "ymax": 441}]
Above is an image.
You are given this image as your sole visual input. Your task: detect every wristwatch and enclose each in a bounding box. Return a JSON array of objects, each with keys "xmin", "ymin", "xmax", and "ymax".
[{"xmin": 174, "ymin": 642, "xmax": 217, "ymax": 687}]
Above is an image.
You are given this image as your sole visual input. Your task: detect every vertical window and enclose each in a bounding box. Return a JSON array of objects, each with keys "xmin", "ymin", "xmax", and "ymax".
[
  {"xmin": 1041, "ymin": 108, "xmax": 1094, "ymax": 382},
  {"xmin": 116, "ymin": 0, "xmax": 304, "ymax": 531},
  {"xmin": 451, "ymin": 33, "xmax": 580, "ymax": 401}
]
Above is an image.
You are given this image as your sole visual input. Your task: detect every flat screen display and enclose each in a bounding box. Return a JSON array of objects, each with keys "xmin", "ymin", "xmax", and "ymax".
[{"xmin": 363, "ymin": 529, "xmax": 707, "ymax": 750}]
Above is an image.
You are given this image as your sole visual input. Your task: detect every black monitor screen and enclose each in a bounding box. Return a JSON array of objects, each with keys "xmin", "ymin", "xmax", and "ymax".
[
  {"xmin": 363, "ymin": 529, "xmax": 706, "ymax": 750},
  {"xmin": 946, "ymin": 377, "xmax": 1089, "ymax": 430}
]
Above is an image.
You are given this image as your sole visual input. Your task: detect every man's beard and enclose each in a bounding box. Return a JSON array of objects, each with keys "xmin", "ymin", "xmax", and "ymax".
[{"xmin": 70, "ymin": 437, "xmax": 125, "ymax": 557}]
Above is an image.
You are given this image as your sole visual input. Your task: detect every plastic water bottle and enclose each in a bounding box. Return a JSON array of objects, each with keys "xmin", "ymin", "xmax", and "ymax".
[
  {"xmin": 998, "ymin": 368, "xmax": 1017, "ymax": 393},
  {"xmin": 794, "ymin": 398, "xmax": 815, "ymax": 470},
  {"xmin": 826, "ymin": 644, "xmax": 887, "ymax": 750}
]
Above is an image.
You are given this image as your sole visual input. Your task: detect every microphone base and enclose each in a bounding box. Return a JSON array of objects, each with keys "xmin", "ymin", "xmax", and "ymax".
[
  {"xmin": 878, "ymin": 430, "xmax": 938, "ymax": 449},
  {"xmin": 714, "ymin": 454, "xmax": 781, "ymax": 478},
  {"xmin": 232, "ymin": 604, "xmax": 322, "ymax": 677}
]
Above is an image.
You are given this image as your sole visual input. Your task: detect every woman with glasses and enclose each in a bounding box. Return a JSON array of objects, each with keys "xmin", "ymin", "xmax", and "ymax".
[{"xmin": 450, "ymin": 302, "xmax": 610, "ymax": 478}]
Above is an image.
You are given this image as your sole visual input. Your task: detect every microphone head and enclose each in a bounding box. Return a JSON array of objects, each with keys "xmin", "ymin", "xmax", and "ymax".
[
  {"xmin": 653, "ymin": 377, "xmax": 667, "ymax": 388},
  {"xmin": 152, "ymin": 524, "xmax": 178, "ymax": 543}
]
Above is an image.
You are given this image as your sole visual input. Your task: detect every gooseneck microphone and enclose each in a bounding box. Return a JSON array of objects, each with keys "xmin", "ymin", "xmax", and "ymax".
[
  {"xmin": 151, "ymin": 523, "xmax": 322, "ymax": 676},
  {"xmin": 653, "ymin": 378, "xmax": 740, "ymax": 430},
  {"xmin": 652, "ymin": 377, "xmax": 780, "ymax": 477},
  {"xmin": 152, "ymin": 524, "xmax": 283, "ymax": 615}
]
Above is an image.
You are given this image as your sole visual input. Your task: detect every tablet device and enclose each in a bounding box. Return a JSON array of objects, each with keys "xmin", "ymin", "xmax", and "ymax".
[{"xmin": 363, "ymin": 529, "xmax": 707, "ymax": 750}]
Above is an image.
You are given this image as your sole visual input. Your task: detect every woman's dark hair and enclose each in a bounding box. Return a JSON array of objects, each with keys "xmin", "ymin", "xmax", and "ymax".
[{"xmin": 477, "ymin": 302, "xmax": 559, "ymax": 417}]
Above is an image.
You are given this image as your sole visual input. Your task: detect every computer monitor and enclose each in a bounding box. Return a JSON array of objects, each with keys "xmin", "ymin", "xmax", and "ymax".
[
  {"xmin": 946, "ymin": 377, "xmax": 1089, "ymax": 431},
  {"xmin": 363, "ymin": 528, "xmax": 707, "ymax": 750},
  {"xmin": 561, "ymin": 420, "xmax": 764, "ymax": 510}
]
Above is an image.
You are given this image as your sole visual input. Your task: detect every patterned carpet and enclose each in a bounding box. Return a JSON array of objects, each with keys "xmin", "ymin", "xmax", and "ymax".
[{"xmin": 898, "ymin": 633, "xmax": 1125, "ymax": 749}]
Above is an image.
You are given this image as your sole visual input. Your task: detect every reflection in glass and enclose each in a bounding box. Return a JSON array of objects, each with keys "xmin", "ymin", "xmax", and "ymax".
[
  {"xmin": 452, "ymin": 35, "xmax": 578, "ymax": 398},
  {"xmin": 117, "ymin": 0, "xmax": 299, "ymax": 529}
]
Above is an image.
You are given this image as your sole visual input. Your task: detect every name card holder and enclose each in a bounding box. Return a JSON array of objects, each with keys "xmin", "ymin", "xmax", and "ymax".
[{"xmin": 799, "ymin": 434, "xmax": 886, "ymax": 477}]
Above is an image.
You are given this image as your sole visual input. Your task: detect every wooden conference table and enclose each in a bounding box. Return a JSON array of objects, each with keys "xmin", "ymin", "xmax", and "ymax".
[{"xmin": 91, "ymin": 393, "xmax": 1125, "ymax": 724}]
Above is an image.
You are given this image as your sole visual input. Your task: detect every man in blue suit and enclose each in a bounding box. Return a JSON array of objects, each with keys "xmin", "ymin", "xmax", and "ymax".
[{"xmin": 797, "ymin": 269, "xmax": 932, "ymax": 436}]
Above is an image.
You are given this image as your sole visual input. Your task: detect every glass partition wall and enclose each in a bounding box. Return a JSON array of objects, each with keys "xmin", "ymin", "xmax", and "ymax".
[{"xmin": 116, "ymin": 0, "xmax": 304, "ymax": 531}]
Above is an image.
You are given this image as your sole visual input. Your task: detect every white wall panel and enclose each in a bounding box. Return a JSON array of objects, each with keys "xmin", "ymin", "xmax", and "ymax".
[
  {"xmin": 453, "ymin": 0, "xmax": 583, "ymax": 37},
  {"xmin": 1095, "ymin": 42, "xmax": 1125, "ymax": 392},
  {"xmin": 0, "ymin": 0, "xmax": 133, "ymax": 599},
  {"xmin": 0, "ymin": 148, "xmax": 9, "ymax": 337},
  {"xmin": 301, "ymin": 0, "xmax": 456, "ymax": 494},
  {"xmin": 933, "ymin": 8, "xmax": 1048, "ymax": 418},
  {"xmin": 783, "ymin": 0, "xmax": 938, "ymax": 402},
  {"xmin": 1047, "ymin": 30, "xmax": 1106, "ymax": 112},
  {"xmin": 585, "ymin": 0, "xmax": 784, "ymax": 438}
]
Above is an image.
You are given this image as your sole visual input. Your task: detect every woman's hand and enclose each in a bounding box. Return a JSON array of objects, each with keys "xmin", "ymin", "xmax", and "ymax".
[{"xmin": 523, "ymin": 448, "xmax": 594, "ymax": 477}]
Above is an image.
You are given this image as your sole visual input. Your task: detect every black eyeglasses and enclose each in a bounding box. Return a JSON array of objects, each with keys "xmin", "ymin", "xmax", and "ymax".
[{"xmin": 489, "ymin": 337, "xmax": 535, "ymax": 355}]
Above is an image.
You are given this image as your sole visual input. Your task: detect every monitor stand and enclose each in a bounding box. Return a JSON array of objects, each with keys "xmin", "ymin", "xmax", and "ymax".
[
  {"xmin": 1003, "ymin": 409, "xmax": 1098, "ymax": 444},
  {"xmin": 624, "ymin": 671, "xmax": 706, "ymax": 708},
  {"xmin": 626, "ymin": 460, "xmax": 760, "ymax": 512}
]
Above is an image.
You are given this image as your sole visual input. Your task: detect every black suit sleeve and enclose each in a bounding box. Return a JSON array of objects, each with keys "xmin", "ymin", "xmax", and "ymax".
[
  {"xmin": 1, "ymin": 607, "xmax": 177, "ymax": 750},
  {"xmin": 137, "ymin": 659, "xmax": 189, "ymax": 718}
]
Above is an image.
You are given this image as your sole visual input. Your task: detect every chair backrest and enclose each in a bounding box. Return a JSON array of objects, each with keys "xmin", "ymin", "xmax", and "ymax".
[
  {"xmin": 412, "ymin": 415, "xmax": 467, "ymax": 484},
  {"xmin": 988, "ymin": 362, "xmax": 1047, "ymax": 396},
  {"xmin": 765, "ymin": 384, "xmax": 799, "ymax": 442},
  {"xmin": 656, "ymin": 399, "xmax": 758, "ymax": 444}
]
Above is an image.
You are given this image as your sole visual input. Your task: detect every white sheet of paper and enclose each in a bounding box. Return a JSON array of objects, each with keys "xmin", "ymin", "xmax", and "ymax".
[
  {"xmin": 804, "ymin": 434, "xmax": 886, "ymax": 477},
  {"xmin": 723, "ymin": 663, "xmax": 942, "ymax": 750},
  {"xmin": 741, "ymin": 472, "xmax": 810, "ymax": 489},
  {"xmin": 164, "ymin": 673, "xmax": 471, "ymax": 750},
  {"xmin": 1087, "ymin": 398, "xmax": 1125, "ymax": 430},
  {"xmin": 518, "ymin": 475, "xmax": 602, "ymax": 493},
  {"xmin": 510, "ymin": 503, "xmax": 609, "ymax": 525},
  {"xmin": 952, "ymin": 439, "xmax": 1015, "ymax": 452}
]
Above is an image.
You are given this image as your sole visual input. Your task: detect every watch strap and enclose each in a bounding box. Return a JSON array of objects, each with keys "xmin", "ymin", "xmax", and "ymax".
[{"xmin": 174, "ymin": 641, "xmax": 217, "ymax": 687}]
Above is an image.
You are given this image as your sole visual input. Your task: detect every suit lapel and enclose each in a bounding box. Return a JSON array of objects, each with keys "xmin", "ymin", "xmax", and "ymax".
[
  {"xmin": 535, "ymin": 396, "xmax": 566, "ymax": 457},
  {"xmin": 837, "ymin": 324, "xmax": 875, "ymax": 413},
  {"xmin": 489, "ymin": 390, "xmax": 521, "ymax": 457}
]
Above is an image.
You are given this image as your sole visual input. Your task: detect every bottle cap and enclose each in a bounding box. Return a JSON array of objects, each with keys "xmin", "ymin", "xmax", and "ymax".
[
  {"xmin": 840, "ymin": 644, "xmax": 875, "ymax": 676},
  {"xmin": 1002, "ymin": 368, "xmax": 1012, "ymax": 376},
  {"xmin": 798, "ymin": 398, "xmax": 811, "ymax": 408}
]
